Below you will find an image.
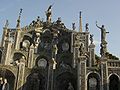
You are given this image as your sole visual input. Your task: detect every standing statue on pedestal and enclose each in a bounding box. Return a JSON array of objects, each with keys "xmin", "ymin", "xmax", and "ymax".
[
  {"xmin": 96, "ymin": 21, "xmax": 109, "ymax": 57},
  {"xmin": 85, "ymin": 23, "xmax": 89, "ymax": 32},
  {"xmin": 90, "ymin": 34, "xmax": 94, "ymax": 44},
  {"xmin": 46, "ymin": 5, "xmax": 52, "ymax": 23}
]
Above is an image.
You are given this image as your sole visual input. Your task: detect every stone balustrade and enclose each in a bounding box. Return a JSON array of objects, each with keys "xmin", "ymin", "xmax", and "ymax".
[{"xmin": 107, "ymin": 60, "xmax": 120, "ymax": 67}]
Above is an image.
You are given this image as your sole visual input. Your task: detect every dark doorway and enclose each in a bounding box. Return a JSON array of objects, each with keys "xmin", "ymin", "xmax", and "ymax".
[
  {"xmin": 109, "ymin": 74, "xmax": 120, "ymax": 90},
  {"xmin": 26, "ymin": 73, "xmax": 46, "ymax": 90},
  {"xmin": 55, "ymin": 72, "xmax": 77, "ymax": 90}
]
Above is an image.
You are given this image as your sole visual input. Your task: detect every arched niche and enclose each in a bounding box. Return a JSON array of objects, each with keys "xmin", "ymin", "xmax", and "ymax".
[
  {"xmin": 55, "ymin": 72, "xmax": 77, "ymax": 90},
  {"xmin": 109, "ymin": 74, "xmax": 120, "ymax": 90},
  {"xmin": 13, "ymin": 52, "xmax": 26, "ymax": 61},
  {"xmin": 87, "ymin": 73, "xmax": 100, "ymax": 90},
  {"xmin": 35, "ymin": 56, "xmax": 48, "ymax": 69},
  {"xmin": 0, "ymin": 69, "xmax": 16, "ymax": 90},
  {"xmin": 12, "ymin": 52, "xmax": 27, "ymax": 66},
  {"xmin": 20, "ymin": 35, "xmax": 32, "ymax": 51},
  {"xmin": 25, "ymin": 72, "xmax": 46, "ymax": 90}
]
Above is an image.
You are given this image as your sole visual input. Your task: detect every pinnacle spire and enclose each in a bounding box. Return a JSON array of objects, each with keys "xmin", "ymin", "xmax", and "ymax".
[
  {"xmin": 79, "ymin": 11, "xmax": 82, "ymax": 32},
  {"xmin": 4, "ymin": 20, "xmax": 9, "ymax": 29},
  {"xmin": 16, "ymin": 8, "xmax": 23, "ymax": 29}
]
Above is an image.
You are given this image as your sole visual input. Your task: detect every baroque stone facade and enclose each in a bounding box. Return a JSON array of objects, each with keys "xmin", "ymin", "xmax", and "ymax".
[{"xmin": 0, "ymin": 6, "xmax": 120, "ymax": 90}]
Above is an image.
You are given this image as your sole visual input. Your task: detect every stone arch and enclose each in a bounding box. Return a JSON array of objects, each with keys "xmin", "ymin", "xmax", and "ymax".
[
  {"xmin": 55, "ymin": 72, "xmax": 77, "ymax": 90},
  {"xmin": 13, "ymin": 52, "xmax": 26, "ymax": 61},
  {"xmin": 87, "ymin": 72, "xmax": 100, "ymax": 90},
  {"xmin": 20, "ymin": 35, "xmax": 32, "ymax": 51},
  {"xmin": 108, "ymin": 73, "xmax": 120, "ymax": 90},
  {"xmin": 0, "ymin": 68, "xmax": 16, "ymax": 90},
  {"xmin": 12, "ymin": 52, "xmax": 27, "ymax": 66}
]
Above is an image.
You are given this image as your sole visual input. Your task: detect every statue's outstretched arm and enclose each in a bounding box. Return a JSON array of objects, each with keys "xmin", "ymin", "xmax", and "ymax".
[{"xmin": 96, "ymin": 21, "xmax": 101, "ymax": 29}]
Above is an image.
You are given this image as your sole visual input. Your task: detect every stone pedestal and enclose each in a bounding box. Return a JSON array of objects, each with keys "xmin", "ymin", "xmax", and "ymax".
[{"xmin": 77, "ymin": 56, "xmax": 86, "ymax": 90}]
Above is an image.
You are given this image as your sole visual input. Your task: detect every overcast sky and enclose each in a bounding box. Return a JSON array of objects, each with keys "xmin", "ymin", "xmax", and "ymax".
[{"xmin": 0, "ymin": 0, "xmax": 120, "ymax": 58}]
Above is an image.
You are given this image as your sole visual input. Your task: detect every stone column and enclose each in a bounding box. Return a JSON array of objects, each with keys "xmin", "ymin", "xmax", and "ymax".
[
  {"xmin": 2, "ymin": 40, "xmax": 12, "ymax": 65},
  {"xmin": 89, "ymin": 44, "xmax": 95, "ymax": 67},
  {"xmin": 16, "ymin": 56, "xmax": 25, "ymax": 90},
  {"xmin": 77, "ymin": 56, "xmax": 86, "ymax": 90},
  {"xmin": 28, "ymin": 44, "xmax": 34, "ymax": 68},
  {"xmin": 47, "ymin": 61, "xmax": 53, "ymax": 90},
  {"xmin": 1, "ymin": 27, "xmax": 8, "ymax": 47},
  {"xmin": 100, "ymin": 58, "xmax": 108, "ymax": 90},
  {"xmin": 14, "ymin": 30, "xmax": 21, "ymax": 50}
]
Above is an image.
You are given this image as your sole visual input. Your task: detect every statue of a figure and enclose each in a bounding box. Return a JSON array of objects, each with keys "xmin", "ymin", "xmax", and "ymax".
[
  {"xmin": 52, "ymin": 44, "xmax": 58, "ymax": 55},
  {"xmin": 2, "ymin": 79, "xmax": 9, "ymax": 90},
  {"xmin": 90, "ymin": 34, "xmax": 94, "ymax": 44},
  {"xmin": 46, "ymin": 5, "xmax": 52, "ymax": 23},
  {"xmin": 0, "ymin": 77, "xmax": 3, "ymax": 90},
  {"xmin": 85, "ymin": 23, "xmax": 89, "ymax": 31},
  {"xmin": 72, "ymin": 23, "xmax": 76, "ymax": 30},
  {"xmin": 96, "ymin": 21, "xmax": 109, "ymax": 43},
  {"xmin": 68, "ymin": 82, "xmax": 74, "ymax": 90},
  {"xmin": 79, "ymin": 43, "xmax": 85, "ymax": 56}
]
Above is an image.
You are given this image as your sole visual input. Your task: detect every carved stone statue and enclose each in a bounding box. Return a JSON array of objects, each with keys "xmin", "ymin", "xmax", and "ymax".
[
  {"xmin": 96, "ymin": 21, "xmax": 109, "ymax": 57},
  {"xmin": 90, "ymin": 34, "xmax": 94, "ymax": 44},
  {"xmin": 2, "ymin": 79, "xmax": 9, "ymax": 90},
  {"xmin": 46, "ymin": 5, "xmax": 52, "ymax": 23},
  {"xmin": 72, "ymin": 23, "xmax": 76, "ymax": 30},
  {"xmin": 79, "ymin": 43, "xmax": 85, "ymax": 56},
  {"xmin": 85, "ymin": 23, "xmax": 89, "ymax": 31},
  {"xmin": 68, "ymin": 82, "xmax": 74, "ymax": 90},
  {"xmin": 96, "ymin": 21, "xmax": 109, "ymax": 43}
]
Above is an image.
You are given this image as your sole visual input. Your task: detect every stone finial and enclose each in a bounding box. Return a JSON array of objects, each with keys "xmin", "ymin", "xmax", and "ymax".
[
  {"xmin": 16, "ymin": 8, "xmax": 23, "ymax": 29},
  {"xmin": 79, "ymin": 11, "xmax": 82, "ymax": 32}
]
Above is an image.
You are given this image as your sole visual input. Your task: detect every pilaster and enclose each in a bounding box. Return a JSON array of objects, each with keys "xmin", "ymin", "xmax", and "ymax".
[
  {"xmin": 27, "ymin": 44, "xmax": 34, "ymax": 68},
  {"xmin": 77, "ymin": 56, "xmax": 86, "ymax": 90},
  {"xmin": 89, "ymin": 44, "xmax": 95, "ymax": 67},
  {"xmin": 100, "ymin": 58, "xmax": 108, "ymax": 90},
  {"xmin": 2, "ymin": 40, "xmax": 12, "ymax": 65},
  {"xmin": 14, "ymin": 30, "xmax": 22, "ymax": 50},
  {"xmin": 16, "ymin": 57, "xmax": 25, "ymax": 90}
]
